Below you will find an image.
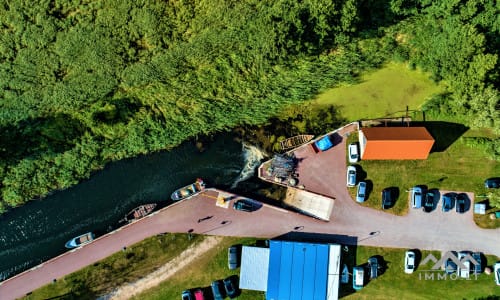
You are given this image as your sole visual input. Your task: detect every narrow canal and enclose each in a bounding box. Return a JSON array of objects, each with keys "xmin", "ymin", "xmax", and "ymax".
[{"xmin": 0, "ymin": 134, "xmax": 263, "ymax": 281}]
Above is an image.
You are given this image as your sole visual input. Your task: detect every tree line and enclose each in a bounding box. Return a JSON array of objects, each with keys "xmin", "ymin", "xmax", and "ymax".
[{"xmin": 0, "ymin": 0, "xmax": 498, "ymax": 211}]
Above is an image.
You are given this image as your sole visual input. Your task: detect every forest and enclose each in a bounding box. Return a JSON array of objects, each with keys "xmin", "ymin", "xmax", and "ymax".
[{"xmin": 0, "ymin": 0, "xmax": 498, "ymax": 211}]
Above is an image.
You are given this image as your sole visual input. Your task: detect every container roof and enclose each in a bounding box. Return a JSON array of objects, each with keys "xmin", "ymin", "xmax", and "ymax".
[
  {"xmin": 361, "ymin": 127, "xmax": 434, "ymax": 141},
  {"xmin": 360, "ymin": 127, "xmax": 435, "ymax": 160}
]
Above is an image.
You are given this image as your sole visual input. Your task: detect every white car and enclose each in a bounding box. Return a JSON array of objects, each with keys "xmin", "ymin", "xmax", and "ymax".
[
  {"xmin": 458, "ymin": 251, "xmax": 470, "ymax": 278},
  {"xmin": 346, "ymin": 166, "xmax": 357, "ymax": 187},
  {"xmin": 494, "ymin": 262, "xmax": 500, "ymax": 285},
  {"xmin": 404, "ymin": 250, "xmax": 416, "ymax": 274},
  {"xmin": 348, "ymin": 143, "xmax": 359, "ymax": 163}
]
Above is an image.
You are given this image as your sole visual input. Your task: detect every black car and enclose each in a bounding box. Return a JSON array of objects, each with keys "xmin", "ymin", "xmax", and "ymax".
[
  {"xmin": 223, "ymin": 277, "xmax": 238, "ymax": 299},
  {"xmin": 381, "ymin": 188, "xmax": 392, "ymax": 210},
  {"xmin": 455, "ymin": 193, "xmax": 467, "ymax": 213},
  {"xmin": 485, "ymin": 178, "xmax": 500, "ymax": 188},
  {"xmin": 423, "ymin": 191, "xmax": 435, "ymax": 213},
  {"xmin": 181, "ymin": 290, "xmax": 194, "ymax": 300},
  {"xmin": 233, "ymin": 199, "xmax": 255, "ymax": 212},
  {"xmin": 228, "ymin": 245, "xmax": 239, "ymax": 270},
  {"xmin": 472, "ymin": 252, "xmax": 482, "ymax": 274},
  {"xmin": 444, "ymin": 257, "xmax": 457, "ymax": 274},
  {"xmin": 367, "ymin": 256, "xmax": 379, "ymax": 279}
]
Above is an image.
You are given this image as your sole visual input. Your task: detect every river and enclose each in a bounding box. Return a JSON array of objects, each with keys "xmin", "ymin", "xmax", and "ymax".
[{"xmin": 0, "ymin": 134, "xmax": 265, "ymax": 281}]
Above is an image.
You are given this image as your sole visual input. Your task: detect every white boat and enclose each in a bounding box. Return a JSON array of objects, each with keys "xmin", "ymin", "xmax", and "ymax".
[{"xmin": 65, "ymin": 232, "xmax": 95, "ymax": 249}]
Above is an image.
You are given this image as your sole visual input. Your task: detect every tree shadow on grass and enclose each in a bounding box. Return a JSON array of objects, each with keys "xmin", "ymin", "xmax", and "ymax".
[{"xmin": 412, "ymin": 121, "xmax": 469, "ymax": 152}]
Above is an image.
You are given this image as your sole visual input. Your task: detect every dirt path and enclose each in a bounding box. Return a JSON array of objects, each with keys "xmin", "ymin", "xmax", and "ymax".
[{"xmin": 108, "ymin": 236, "xmax": 223, "ymax": 300}]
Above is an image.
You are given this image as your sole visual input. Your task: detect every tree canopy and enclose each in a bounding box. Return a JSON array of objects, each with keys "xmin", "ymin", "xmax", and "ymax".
[{"xmin": 0, "ymin": 0, "xmax": 498, "ymax": 211}]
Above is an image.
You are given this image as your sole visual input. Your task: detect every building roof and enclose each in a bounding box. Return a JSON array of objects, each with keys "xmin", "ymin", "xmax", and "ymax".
[
  {"xmin": 359, "ymin": 127, "xmax": 435, "ymax": 160},
  {"xmin": 239, "ymin": 246, "xmax": 270, "ymax": 291},
  {"xmin": 266, "ymin": 241, "xmax": 340, "ymax": 300}
]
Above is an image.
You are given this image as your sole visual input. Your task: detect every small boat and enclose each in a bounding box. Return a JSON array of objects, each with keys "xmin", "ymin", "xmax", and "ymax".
[
  {"xmin": 341, "ymin": 264, "xmax": 349, "ymax": 284},
  {"xmin": 171, "ymin": 178, "xmax": 205, "ymax": 201},
  {"xmin": 65, "ymin": 232, "xmax": 95, "ymax": 249},
  {"xmin": 119, "ymin": 203, "xmax": 157, "ymax": 224},
  {"xmin": 279, "ymin": 135, "xmax": 314, "ymax": 151}
]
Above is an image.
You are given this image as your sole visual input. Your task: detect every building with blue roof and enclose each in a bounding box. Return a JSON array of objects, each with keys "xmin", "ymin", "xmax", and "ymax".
[{"xmin": 239, "ymin": 240, "xmax": 341, "ymax": 300}]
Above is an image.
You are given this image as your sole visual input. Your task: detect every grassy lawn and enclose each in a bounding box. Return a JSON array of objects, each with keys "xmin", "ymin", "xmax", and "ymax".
[
  {"xmin": 312, "ymin": 62, "xmax": 444, "ymax": 121},
  {"xmin": 131, "ymin": 237, "xmax": 266, "ymax": 300},
  {"xmin": 23, "ymin": 233, "xmax": 206, "ymax": 300},
  {"xmin": 342, "ymin": 246, "xmax": 500, "ymax": 299}
]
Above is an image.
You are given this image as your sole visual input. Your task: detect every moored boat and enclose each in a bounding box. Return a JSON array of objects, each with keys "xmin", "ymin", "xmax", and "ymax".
[
  {"xmin": 65, "ymin": 232, "xmax": 95, "ymax": 249},
  {"xmin": 120, "ymin": 203, "xmax": 157, "ymax": 224},
  {"xmin": 171, "ymin": 178, "xmax": 205, "ymax": 201}
]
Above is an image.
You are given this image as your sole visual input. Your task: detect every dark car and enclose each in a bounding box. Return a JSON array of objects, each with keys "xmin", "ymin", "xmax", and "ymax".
[
  {"xmin": 211, "ymin": 280, "xmax": 224, "ymax": 300},
  {"xmin": 182, "ymin": 290, "xmax": 194, "ymax": 300},
  {"xmin": 228, "ymin": 245, "xmax": 239, "ymax": 270},
  {"xmin": 485, "ymin": 178, "xmax": 500, "ymax": 188},
  {"xmin": 444, "ymin": 257, "xmax": 457, "ymax": 274},
  {"xmin": 233, "ymin": 199, "xmax": 254, "ymax": 212},
  {"xmin": 367, "ymin": 256, "xmax": 379, "ymax": 279},
  {"xmin": 223, "ymin": 277, "xmax": 238, "ymax": 299},
  {"xmin": 423, "ymin": 191, "xmax": 435, "ymax": 213},
  {"xmin": 455, "ymin": 193, "xmax": 467, "ymax": 213},
  {"xmin": 472, "ymin": 252, "xmax": 482, "ymax": 274},
  {"xmin": 442, "ymin": 193, "xmax": 455, "ymax": 212},
  {"xmin": 381, "ymin": 188, "xmax": 392, "ymax": 210}
]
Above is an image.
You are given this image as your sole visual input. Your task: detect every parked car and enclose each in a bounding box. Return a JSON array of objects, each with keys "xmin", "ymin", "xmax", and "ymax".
[
  {"xmin": 182, "ymin": 290, "xmax": 194, "ymax": 300},
  {"xmin": 411, "ymin": 187, "xmax": 423, "ymax": 209},
  {"xmin": 223, "ymin": 277, "xmax": 238, "ymax": 299},
  {"xmin": 444, "ymin": 253, "xmax": 457, "ymax": 275},
  {"xmin": 346, "ymin": 166, "xmax": 357, "ymax": 187},
  {"xmin": 494, "ymin": 262, "xmax": 500, "ymax": 285},
  {"xmin": 441, "ymin": 193, "xmax": 455, "ymax": 212},
  {"xmin": 455, "ymin": 193, "xmax": 467, "ymax": 213},
  {"xmin": 458, "ymin": 251, "xmax": 470, "ymax": 278},
  {"xmin": 472, "ymin": 252, "xmax": 482, "ymax": 274},
  {"xmin": 356, "ymin": 181, "xmax": 367, "ymax": 203},
  {"xmin": 404, "ymin": 250, "xmax": 416, "ymax": 274},
  {"xmin": 348, "ymin": 143, "xmax": 359, "ymax": 163},
  {"xmin": 484, "ymin": 178, "xmax": 500, "ymax": 188},
  {"xmin": 352, "ymin": 266, "xmax": 365, "ymax": 290},
  {"xmin": 367, "ymin": 256, "xmax": 379, "ymax": 279},
  {"xmin": 193, "ymin": 289, "xmax": 204, "ymax": 300},
  {"xmin": 422, "ymin": 191, "xmax": 434, "ymax": 213},
  {"xmin": 233, "ymin": 199, "xmax": 255, "ymax": 212},
  {"xmin": 211, "ymin": 280, "xmax": 224, "ymax": 300},
  {"xmin": 228, "ymin": 246, "xmax": 238, "ymax": 270},
  {"xmin": 381, "ymin": 188, "xmax": 393, "ymax": 210}
]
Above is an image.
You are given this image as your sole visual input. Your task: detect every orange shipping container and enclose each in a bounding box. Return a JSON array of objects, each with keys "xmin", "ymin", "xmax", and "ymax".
[{"xmin": 359, "ymin": 127, "xmax": 434, "ymax": 160}]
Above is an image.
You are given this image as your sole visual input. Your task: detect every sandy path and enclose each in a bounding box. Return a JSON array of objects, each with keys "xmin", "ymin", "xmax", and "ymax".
[{"xmin": 108, "ymin": 236, "xmax": 223, "ymax": 300}]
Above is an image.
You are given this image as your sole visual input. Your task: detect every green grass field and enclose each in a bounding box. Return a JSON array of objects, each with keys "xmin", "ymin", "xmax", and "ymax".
[
  {"xmin": 313, "ymin": 62, "xmax": 444, "ymax": 121},
  {"xmin": 131, "ymin": 237, "xmax": 266, "ymax": 300}
]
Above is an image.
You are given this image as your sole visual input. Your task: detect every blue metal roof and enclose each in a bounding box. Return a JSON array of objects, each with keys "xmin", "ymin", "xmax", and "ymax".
[{"xmin": 267, "ymin": 241, "xmax": 329, "ymax": 300}]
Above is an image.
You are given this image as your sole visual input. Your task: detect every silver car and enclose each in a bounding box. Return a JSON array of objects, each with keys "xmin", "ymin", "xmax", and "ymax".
[
  {"xmin": 411, "ymin": 187, "xmax": 423, "ymax": 208},
  {"xmin": 347, "ymin": 166, "xmax": 357, "ymax": 187},
  {"xmin": 356, "ymin": 181, "xmax": 367, "ymax": 203}
]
